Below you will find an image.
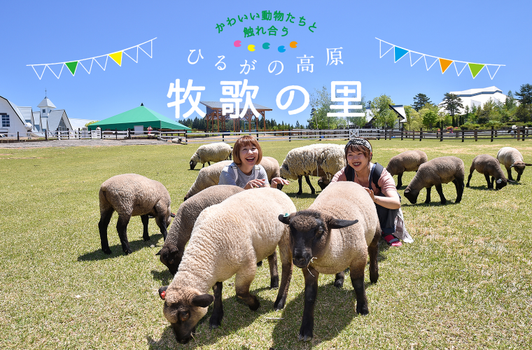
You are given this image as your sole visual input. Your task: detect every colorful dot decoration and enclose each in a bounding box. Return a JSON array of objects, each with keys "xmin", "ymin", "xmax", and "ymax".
[{"xmin": 234, "ymin": 40, "xmax": 298, "ymax": 52}]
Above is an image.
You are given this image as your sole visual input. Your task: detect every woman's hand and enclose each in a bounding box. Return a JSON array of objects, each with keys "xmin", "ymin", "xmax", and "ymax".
[
  {"xmin": 245, "ymin": 178, "xmax": 266, "ymax": 189},
  {"xmin": 365, "ymin": 188, "xmax": 375, "ymax": 201},
  {"xmin": 271, "ymin": 177, "xmax": 289, "ymax": 187}
]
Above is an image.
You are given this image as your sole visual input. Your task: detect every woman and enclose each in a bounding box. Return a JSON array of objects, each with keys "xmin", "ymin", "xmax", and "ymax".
[
  {"xmin": 219, "ymin": 135, "xmax": 288, "ymax": 189},
  {"xmin": 331, "ymin": 138, "xmax": 411, "ymax": 246}
]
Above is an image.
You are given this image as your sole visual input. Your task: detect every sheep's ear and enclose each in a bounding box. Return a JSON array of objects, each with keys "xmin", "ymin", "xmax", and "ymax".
[
  {"xmin": 156, "ymin": 249, "xmax": 161, "ymax": 256},
  {"xmin": 192, "ymin": 294, "xmax": 214, "ymax": 308},
  {"xmin": 278, "ymin": 213, "xmax": 292, "ymax": 225},
  {"xmin": 524, "ymin": 163, "xmax": 532, "ymax": 166},
  {"xmin": 329, "ymin": 218, "xmax": 358, "ymax": 229},
  {"xmin": 158, "ymin": 286, "xmax": 168, "ymax": 300}
]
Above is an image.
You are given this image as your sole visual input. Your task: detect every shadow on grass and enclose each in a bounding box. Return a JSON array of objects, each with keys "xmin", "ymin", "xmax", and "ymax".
[
  {"xmin": 401, "ymin": 200, "xmax": 462, "ymax": 207},
  {"xmin": 466, "ymin": 185, "xmax": 492, "ymax": 191},
  {"xmin": 286, "ymin": 192, "xmax": 319, "ymax": 200},
  {"xmin": 146, "ymin": 288, "xmax": 279, "ymax": 349},
  {"xmin": 77, "ymin": 234, "xmax": 164, "ymax": 261}
]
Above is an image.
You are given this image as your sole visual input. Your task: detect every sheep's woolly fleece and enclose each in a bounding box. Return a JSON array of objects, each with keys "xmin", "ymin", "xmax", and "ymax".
[{"xmin": 280, "ymin": 143, "xmax": 346, "ymax": 180}]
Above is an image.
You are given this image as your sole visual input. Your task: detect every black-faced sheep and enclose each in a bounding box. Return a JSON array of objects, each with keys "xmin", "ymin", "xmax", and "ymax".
[
  {"xmin": 158, "ymin": 185, "xmax": 244, "ymax": 275},
  {"xmin": 183, "ymin": 156, "xmax": 281, "ymax": 200},
  {"xmin": 386, "ymin": 150, "xmax": 428, "ymax": 189},
  {"xmin": 279, "ymin": 143, "xmax": 346, "ymax": 195},
  {"xmin": 158, "ymin": 188, "xmax": 296, "ymax": 344},
  {"xmin": 189, "ymin": 142, "xmax": 232, "ymax": 170},
  {"xmin": 404, "ymin": 156, "xmax": 465, "ymax": 205},
  {"xmin": 466, "ymin": 154, "xmax": 507, "ymax": 190},
  {"xmin": 497, "ymin": 147, "xmax": 532, "ymax": 182},
  {"xmin": 98, "ymin": 174, "xmax": 172, "ymax": 255},
  {"xmin": 277, "ymin": 181, "xmax": 380, "ymax": 341}
]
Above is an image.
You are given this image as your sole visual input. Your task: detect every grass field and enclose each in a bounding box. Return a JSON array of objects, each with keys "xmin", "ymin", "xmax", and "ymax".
[{"xmin": 1, "ymin": 138, "xmax": 531, "ymax": 349}]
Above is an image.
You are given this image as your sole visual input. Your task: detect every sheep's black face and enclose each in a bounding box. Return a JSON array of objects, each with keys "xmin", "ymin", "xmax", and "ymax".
[
  {"xmin": 317, "ymin": 178, "xmax": 330, "ymax": 191},
  {"xmin": 189, "ymin": 160, "xmax": 197, "ymax": 170},
  {"xmin": 403, "ymin": 188, "xmax": 418, "ymax": 204},
  {"xmin": 159, "ymin": 246, "xmax": 181, "ymax": 275},
  {"xmin": 495, "ymin": 178, "xmax": 507, "ymax": 190}
]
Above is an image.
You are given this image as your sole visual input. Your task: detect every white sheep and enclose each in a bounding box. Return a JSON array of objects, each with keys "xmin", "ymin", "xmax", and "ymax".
[
  {"xmin": 277, "ymin": 181, "xmax": 380, "ymax": 341},
  {"xmin": 157, "ymin": 188, "xmax": 296, "ymax": 344},
  {"xmin": 189, "ymin": 142, "xmax": 232, "ymax": 170},
  {"xmin": 404, "ymin": 156, "xmax": 465, "ymax": 205},
  {"xmin": 496, "ymin": 147, "xmax": 532, "ymax": 182},
  {"xmin": 183, "ymin": 156, "xmax": 281, "ymax": 200},
  {"xmin": 466, "ymin": 154, "xmax": 507, "ymax": 190},
  {"xmin": 98, "ymin": 174, "xmax": 172, "ymax": 255},
  {"xmin": 158, "ymin": 185, "xmax": 244, "ymax": 275},
  {"xmin": 386, "ymin": 150, "xmax": 428, "ymax": 189},
  {"xmin": 279, "ymin": 143, "xmax": 346, "ymax": 195}
]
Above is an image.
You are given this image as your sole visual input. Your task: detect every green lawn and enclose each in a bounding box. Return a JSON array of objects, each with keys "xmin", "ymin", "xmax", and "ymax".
[{"xmin": 1, "ymin": 138, "xmax": 531, "ymax": 349}]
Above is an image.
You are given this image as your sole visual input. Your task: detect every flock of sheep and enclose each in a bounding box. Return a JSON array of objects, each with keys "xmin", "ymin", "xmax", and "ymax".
[{"xmin": 96, "ymin": 141, "xmax": 530, "ymax": 344}]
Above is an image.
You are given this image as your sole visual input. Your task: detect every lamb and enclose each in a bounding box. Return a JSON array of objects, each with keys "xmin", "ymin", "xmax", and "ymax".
[
  {"xmin": 404, "ymin": 156, "xmax": 465, "ymax": 205},
  {"xmin": 279, "ymin": 143, "xmax": 346, "ymax": 195},
  {"xmin": 98, "ymin": 174, "xmax": 172, "ymax": 255},
  {"xmin": 157, "ymin": 188, "xmax": 296, "ymax": 344},
  {"xmin": 386, "ymin": 150, "xmax": 428, "ymax": 188},
  {"xmin": 158, "ymin": 185, "xmax": 244, "ymax": 274},
  {"xmin": 183, "ymin": 156, "xmax": 281, "ymax": 200},
  {"xmin": 277, "ymin": 181, "xmax": 380, "ymax": 341},
  {"xmin": 466, "ymin": 154, "xmax": 508, "ymax": 190},
  {"xmin": 189, "ymin": 142, "xmax": 232, "ymax": 170},
  {"xmin": 496, "ymin": 147, "xmax": 532, "ymax": 182}
]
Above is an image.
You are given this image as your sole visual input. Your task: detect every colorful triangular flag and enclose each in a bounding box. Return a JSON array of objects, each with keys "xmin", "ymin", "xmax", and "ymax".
[
  {"xmin": 109, "ymin": 51, "xmax": 123, "ymax": 66},
  {"xmin": 394, "ymin": 47, "xmax": 409, "ymax": 63},
  {"xmin": 65, "ymin": 61, "xmax": 78, "ymax": 76},
  {"xmin": 468, "ymin": 63, "xmax": 485, "ymax": 78},
  {"xmin": 439, "ymin": 58, "xmax": 453, "ymax": 74}
]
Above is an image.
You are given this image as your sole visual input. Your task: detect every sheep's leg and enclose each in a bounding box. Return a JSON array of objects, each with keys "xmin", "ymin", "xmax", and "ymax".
[
  {"xmin": 299, "ymin": 266, "xmax": 319, "ymax": 341},
  {"xmin": 305, "ymin": 175, "xmax": 315, "ymax": 194},
  {"xmin": 466, "ymin": 171, "xmax": 474, "ymax": 187},
  {"xmin": 141, "ymin": 214, "xmax": 150, "ymax": 241},
  {"xmin": 154, "ymin": 213, "xmax": 168, "ymax": 241},
  {"xmin": 274, "ymin": 239, "xmax": 293, "ymax": 311},
  {"xmin": 235, "ymin": 264, "xmax": 260, "ymax": 311},
  {"xmin": 516, "ymin": 169, "xmax": 523, "ymax": 182},
  {"xmin": 396, "ymin": 173, "xmax": 403, "ymax": 189},
  {"xmin": 368, "ymin": 228, "xmax": 380, "ymax": 284},
  {"xmin": 209, "ymin": 282, "xmax": 224, "ymax": 329},
  {"xmin": 484, "ymin": 174, "xmax": 493, "ymax": 189},
  {"xmin": 350, "ymin": 261, "xmax": 369, "ymax": 315},
  {"xmin": 297, "ymin": 176, "xmax": 303, "ymax": 195},
  {"xmin": 333, "ymin": 271, "xmax": 344, "ymax": 288},
  {"xmin": 98, "ymin": 209, "xmax": 114, "ymax": 254},
  {"xmin": 454, "ymin": 179, "xmax": 464, "ymax": 203},
  {"xmin": 435, "ymin": 184, "xmax": 447, "ymax": 204},
  {"xmin": 267, "ymin": 252, "xmax": 279, "ymax": 289},
  {"xmin": 506, "ymin": 166, "xmax": 514, "ymax": 181},
  {"xmin": 424, "ymin": 186, "xmax": 432, "ymax": 204},
  {"xmin": 116, "ymin": 215, "xmax": 132, "ymax": 255}
]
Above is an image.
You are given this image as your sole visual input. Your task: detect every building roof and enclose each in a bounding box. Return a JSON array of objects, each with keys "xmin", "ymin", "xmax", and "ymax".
[
  {"xmin": 88, "ymin": 105, "xmax": 191, "ymax": 131},
  {"xmin": 37, "ymin": 97, "xmax": 56, "ymax": 109},
  {"xmin": 440, "ymin": 86, "xmax": 507, "ymax": 113}
]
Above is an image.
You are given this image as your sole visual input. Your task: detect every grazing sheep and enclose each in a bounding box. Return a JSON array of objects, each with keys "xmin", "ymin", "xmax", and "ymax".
[
  {"xmin": 497, "ymin": 147, "xmax": 532, "ymax": 182},
  {"xmin": 184, "ymin": 156, "xmax": 281, "ymax": 200},
  {"xmin": 279, "ymin": 143, "xmax": 346, "ymax": 195},
  {"xmin": 98, "ymin": 174, "xmax": 172, "ymax": 255},
  {"xmin": 386, "ymin": 150, "xmax": 428, "ymax": 188},
  {"xmin": 404, "ymin": 156, "xmax": 465, "ymax": 205},
  {"xmin": 158, "ymin": 185, "xmax": 244, "ymax": 274},
  {"xmin": 466, "ymin": 154, "xmax": 507, "ymax": 190},
  {"xmin": 158, "ymin": 188, "xmax": 296, "ymax": 344},
  {"xmin": 189, "ymin": 142, "xmax": 232, "ymax": 170},
  {"xmin": 277, "ymin": 181, "xmax": 380, "ymax": 341}
]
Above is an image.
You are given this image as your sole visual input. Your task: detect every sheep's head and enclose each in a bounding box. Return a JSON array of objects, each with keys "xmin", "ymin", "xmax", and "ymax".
[
  {"xmin": 403, "ymin": 186, "xmax": 419, "ymax": 204},
  {"xmin": 495, "ymin": 178, "xmax": 507, "ymax": 190},
  {"xmin": 159, "ymin": 285, "xmax": 213, "ymax": 344},
  {"xmin": 278, "ymin": 210, "xmax": 358, "ymax": 269},
  {"xmin": 157, "ymin": 245, "xmax": 182, "ymax": 275},
  {"xmin": 317, "ymin": 177, "xmax": 330, "ymax": 191}
]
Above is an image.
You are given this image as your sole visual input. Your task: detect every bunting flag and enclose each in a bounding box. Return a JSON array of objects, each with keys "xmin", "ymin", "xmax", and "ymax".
[
  {"xmin": 27, "ymin": 38, "xmax": 156, "ymax": 80},
  {"xmin": 376, "ymin": 38, "xmax": 505, "ymax": 80}
]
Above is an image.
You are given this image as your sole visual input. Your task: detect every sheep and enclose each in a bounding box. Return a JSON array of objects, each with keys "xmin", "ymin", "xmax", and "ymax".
[
  {"xmin": 183, "ymin": 156, "xmax": 281, "ymax": 200},
  {"xmin": 466, "ymin": 154, "xmax": 508, "ymax": 190},
  {"xmin": 497, "ymin": 147, "xmax": 532, "ymax": 182},
  {"xmin": 403, "ymin": 156, "xmax": 465, "ymax": 205},
  {"xmin": 157, "ymin": 188, "xmax": 296, "ymax": 344},
  {"xmin": 279, "ymin": 143, "xmax": 346, "ymax": 195},
  {"xmin": 98, "ymin": 174, "xmax": 172, "ymax": 255},
  {"xmin": 386, "ymin": 150, "xmax": 428, "ymax": 189},
  {"xmin": 158, "ymin": 185, "xmax": 244, "ymax": 275},
  {"xmin": 189, "ymin": 142, "xmax": 232, "ymax": 170},
  {"xmin": 277, "ymin": 181, "xmax": 380, "ymax": 341}
]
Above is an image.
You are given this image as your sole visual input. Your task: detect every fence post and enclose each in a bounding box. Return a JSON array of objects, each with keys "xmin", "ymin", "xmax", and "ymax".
[
  {"xmin": 289, "ymin": 130, "xmax": 291, "ymax": 142},
  {"xmin": 440, "ymin": 128, "xmax": 443, "ymax": 142},
  {"xmin": 462, "ymin": 130, "xmax": 465, "ymax": 142},
  {"xmin": 491, "ymin": 126, "xmax": 494, "ymax": 142},
  {"xmin": 474, "ymin": 130, "xmax": 478, "ymax": 141},
  {"xmin": 412, "ymin": 130, "xmax": 415, "ymax": 140},
  {"xmin": 401, "ymin": 127, "xmax": 404, "ymax": 140},
  {"xmin": 17, "ymin": 131, "xmax": 20, "ymax": 141},
  {"xmin": 522, "ymin": 127, "xmax": 526, "ymax": 141},
  {"xmin": 45, "ymin": 130, "xmax": 48, "ymax": 141},
  {"xmin": 419, "ymin": 128, "xmax": 423, "ymax": 141}
]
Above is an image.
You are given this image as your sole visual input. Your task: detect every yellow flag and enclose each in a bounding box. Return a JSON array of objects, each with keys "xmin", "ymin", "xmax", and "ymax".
[{"xmin": 109, "ymin": 51, "xmax": 123, "ymax": 66}]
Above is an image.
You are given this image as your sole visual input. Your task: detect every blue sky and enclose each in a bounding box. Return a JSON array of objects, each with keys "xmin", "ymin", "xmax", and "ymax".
[{"xmin": 2, "ymin": 0, "xmax": 530, "ymax": 128}]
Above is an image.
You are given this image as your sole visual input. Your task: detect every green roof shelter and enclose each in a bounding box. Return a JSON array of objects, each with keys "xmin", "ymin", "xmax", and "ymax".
[{"xmin": 88, "ymin": 104, "xmax": 191, "ymax": 131}]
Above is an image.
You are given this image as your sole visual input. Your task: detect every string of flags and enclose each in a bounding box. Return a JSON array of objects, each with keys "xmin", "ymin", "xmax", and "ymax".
[
  {"xmin": 376, "ymin": 38, "xmax": 505, "ymax": 80},
  {"xmin": 27, "ymin": 38, "xmax": 156, "ymax": 80}
]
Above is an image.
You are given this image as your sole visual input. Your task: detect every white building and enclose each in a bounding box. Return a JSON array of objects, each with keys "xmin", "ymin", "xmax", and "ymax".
[
  {"xmin": 441, "ymin": 86, "xmax": 508, "ymax": 114},
  {"xmin": 0, "ymin": 94, "xmax": 73, "ymax": 137}
]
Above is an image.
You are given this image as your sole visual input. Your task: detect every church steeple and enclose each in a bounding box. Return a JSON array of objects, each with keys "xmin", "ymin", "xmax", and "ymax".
[{"xmin": 37, "ymin": 91, "xmax": 56, "ymax": 132}]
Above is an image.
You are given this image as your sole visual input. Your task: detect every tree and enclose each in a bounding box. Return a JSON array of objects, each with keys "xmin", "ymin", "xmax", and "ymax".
[
  {"xmin": 505, "ymin": 90, "xmax": 516, "ymax": 111},
  {"xmin": 308, "ymin": 86, "xmax": 339, "ymax": 129},
  {"xmin": 412, "ymin": 93, "xmax": 432, "ymax": 111},
  {"xmin": 370, "ymin": 95, "xmax": 396, "ymax": 128},
  {"xmin": 420, "ymin": 104, "xmax": 439, "ymax": 129},
  {"xmin": 403, "ymin": 105, "xmax": 422, "ymax": 130},
  {"xmin": 441, "ymin": 93, "xmax": 464, "ymax": 126},
  {"xmin": 515, "ymin": 84, "xmax": 532, "ymax": 105}
]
